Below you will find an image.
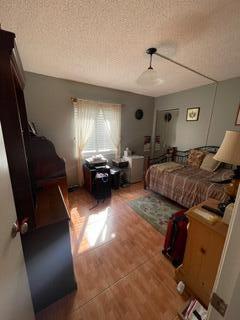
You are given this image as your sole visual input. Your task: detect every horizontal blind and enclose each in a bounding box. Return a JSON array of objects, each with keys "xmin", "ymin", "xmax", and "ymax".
[{"xmin": 83, "ymin": 109, "xmax": 115, "ymax": 154}]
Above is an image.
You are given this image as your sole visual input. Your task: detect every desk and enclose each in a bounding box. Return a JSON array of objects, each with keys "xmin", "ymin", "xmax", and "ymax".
[{"xmin": 22, "ymin": 185, "xmax": 77, "ymax": 313}]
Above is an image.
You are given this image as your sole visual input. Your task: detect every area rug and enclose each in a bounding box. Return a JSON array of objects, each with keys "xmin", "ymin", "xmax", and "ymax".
[{"xmin": 128, "ymin": 193, "xmax": 183, "ymax": 235}]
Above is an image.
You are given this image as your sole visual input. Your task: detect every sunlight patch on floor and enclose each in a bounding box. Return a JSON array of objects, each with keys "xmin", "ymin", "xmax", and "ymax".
[{"xmin": 70, "ymin": 206, "xmax": 116, "ymax": 254}]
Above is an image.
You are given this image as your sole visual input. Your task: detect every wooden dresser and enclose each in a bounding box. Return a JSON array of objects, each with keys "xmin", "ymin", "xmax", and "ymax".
[
  {"xmin": 22, "ymin": 185, "xmax": 77, "ymax": 312},
  {"xmin": 175, "ymin": 199, "xmax": 228, "ymax": 307}
]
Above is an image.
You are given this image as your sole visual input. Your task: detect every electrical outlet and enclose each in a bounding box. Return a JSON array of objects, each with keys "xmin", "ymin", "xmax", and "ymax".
[{"xmin": 211, "ymin": 292, "xmax": 228, "ymax": 317}]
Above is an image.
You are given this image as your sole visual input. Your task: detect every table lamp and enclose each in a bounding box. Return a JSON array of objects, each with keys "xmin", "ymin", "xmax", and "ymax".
[{"xmin": 214, "ymin": 130, "xmax": 240, "ymax": 211}]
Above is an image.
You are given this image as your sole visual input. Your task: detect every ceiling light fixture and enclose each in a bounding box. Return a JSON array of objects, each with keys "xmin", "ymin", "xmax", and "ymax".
[
  {"xmin": 137, "ymin": 48, "xmax": 163, "ymax": 86},
  {"xmin": 137, "ymin": 47, "xmax": 218, "ymax": 87},
  {"xmin": 138, "ymin": 47, "xmax": 219, "ymax": 148}
]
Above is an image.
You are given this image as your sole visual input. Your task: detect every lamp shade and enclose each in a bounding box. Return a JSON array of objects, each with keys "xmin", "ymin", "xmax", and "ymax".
[
  {"xmin": 137, "ymin": 68, "xmax": 163, "ymax": 87},
  {"xmin": 214, "ymin": 131, "xmax": 240, "ymax": 165}
]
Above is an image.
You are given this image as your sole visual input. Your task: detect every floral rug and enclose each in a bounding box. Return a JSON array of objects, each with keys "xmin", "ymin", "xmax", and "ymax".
[{"xmin": 128, "ymin": 193, "xmax": 183, "ymax": 235}]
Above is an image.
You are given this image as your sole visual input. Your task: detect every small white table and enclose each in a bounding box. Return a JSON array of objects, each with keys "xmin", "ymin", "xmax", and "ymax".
[{"xmin": 124, "ymin": 155, "xmax": 144, "ymax": 183}]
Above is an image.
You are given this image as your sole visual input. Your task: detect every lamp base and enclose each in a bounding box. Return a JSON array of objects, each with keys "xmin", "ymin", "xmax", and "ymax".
[
  {"xmin": 218, "ymin": 174, "xmax": 240, "ymax": 213},
  {"xmin": 218, "ymin": 199, "xmax": 233, "ymax": 213},
  {"xmin": 234, "ymin": 165, "xmax": 240, "ymax": 179},
  {"xmin": 225, "ymin": 178, "xmax": 240, "ymax": 199}
]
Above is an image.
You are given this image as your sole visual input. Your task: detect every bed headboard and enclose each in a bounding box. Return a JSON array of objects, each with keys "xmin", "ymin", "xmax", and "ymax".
[
  {"xmin": 174, "ymin": 146, "xmax": 219, "ymax": 164},
  {"xmin": 147, "ymin": 146, "xmax": 219, "ymax": 167}
]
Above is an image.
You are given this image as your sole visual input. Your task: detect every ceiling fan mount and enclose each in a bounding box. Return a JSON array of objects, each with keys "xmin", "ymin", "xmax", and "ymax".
[{"xmin": 146, "ymin": 48, "xmax": 157, "ymax": 55}]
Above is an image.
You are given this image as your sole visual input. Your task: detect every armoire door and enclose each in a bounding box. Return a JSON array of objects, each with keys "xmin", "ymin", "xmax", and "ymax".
[{"xmin": 0, "ymin": 122, "xmax": 35, "ymax": 320}]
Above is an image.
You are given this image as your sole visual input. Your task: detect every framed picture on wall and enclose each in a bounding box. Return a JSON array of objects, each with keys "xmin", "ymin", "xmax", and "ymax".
[
  {"xmin": 186, "ymin": 107, "xmax": 200, "ymax": 121},
  {"xmin": 235, "ymin": 105, "xmax": 240, "ymax": 125}
]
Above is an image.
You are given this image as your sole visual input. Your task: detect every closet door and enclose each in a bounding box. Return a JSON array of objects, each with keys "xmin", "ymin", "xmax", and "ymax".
[{"xmin": 154, "ymin": 109, "xmax": 179, "ymax": 156}]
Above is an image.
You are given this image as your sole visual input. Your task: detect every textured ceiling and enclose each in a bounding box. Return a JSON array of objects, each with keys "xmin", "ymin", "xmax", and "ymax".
[{"xmin": 1, "ymin": 0, "xmax": 240, "ymax": 97}]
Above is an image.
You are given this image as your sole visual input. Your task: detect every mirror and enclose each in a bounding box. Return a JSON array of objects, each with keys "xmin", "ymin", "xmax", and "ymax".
[{"xmin": 154, "ymin": 109, "xmax": 179, "ymax": 156}]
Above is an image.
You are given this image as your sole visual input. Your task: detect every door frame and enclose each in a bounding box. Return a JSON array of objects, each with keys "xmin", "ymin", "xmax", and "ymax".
[{"xmin": 207, "ymin": 186, "xmax": 240, "ymax": 319}]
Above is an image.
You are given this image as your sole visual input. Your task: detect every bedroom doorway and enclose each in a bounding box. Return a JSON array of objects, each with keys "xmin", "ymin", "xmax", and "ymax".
[
  {"xmin": 154, "ymin": 109, "xmax": 179, "ymax": 156},
  {"xmin": 207, "ymin": 186, "xmax": 240, "ymax": 320}
]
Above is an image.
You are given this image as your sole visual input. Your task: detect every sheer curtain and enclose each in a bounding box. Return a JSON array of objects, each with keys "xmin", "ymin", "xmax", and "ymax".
[
  {"xmin": 74, "ymin": 99, "xmax": 97, "ymax": 186},
  {"xmin": 74, "ymin": 99, "xmax": 121, "ymax": 186},
  {"xmin": 101, "ymin": 103, "xmax": 121, "ymax": 158}
]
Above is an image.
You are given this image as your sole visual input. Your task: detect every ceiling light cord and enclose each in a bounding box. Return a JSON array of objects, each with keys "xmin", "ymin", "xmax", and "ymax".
[
  {"xmin": 206, "ymin": 82, "xmax": 218, "ymax": 145},
  {"xmin": 144, "ymin": 48, "xmax": 219, "ymax": 146},
  {"xmin": 138, "ymin": 47, "xmax": 218, "ymax": 87},
  {"xmin": 155, "ymin": 52, "xmax": 218, "ymax": 83},
  {"xmin": 147, "ymin": 48, "xmax": 219, "ymax": 144},
  {"xmin": 148, "ymin": 54, "xmax": 153, "ymax": 70}
]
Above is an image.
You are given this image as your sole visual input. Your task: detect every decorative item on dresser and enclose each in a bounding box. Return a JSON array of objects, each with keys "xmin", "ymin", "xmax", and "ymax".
[
  {"xmin": 175, "ymin": 199, "xmax": 228, "ymax": 307},
  {"xmin": 0, "ymin": 29, "xmax": 76, "ymax": 313}
]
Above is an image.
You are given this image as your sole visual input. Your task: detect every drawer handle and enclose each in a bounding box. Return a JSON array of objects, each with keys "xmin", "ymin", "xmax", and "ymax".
[{"xmin": 200, "ymin": 247, "xmax": 206, "ymax": 254}]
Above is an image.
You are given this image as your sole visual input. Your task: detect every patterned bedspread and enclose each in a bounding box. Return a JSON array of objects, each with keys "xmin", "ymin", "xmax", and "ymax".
[{"xmin": 146, "ymin": 164, "xmax": 233, "ymax": 208}]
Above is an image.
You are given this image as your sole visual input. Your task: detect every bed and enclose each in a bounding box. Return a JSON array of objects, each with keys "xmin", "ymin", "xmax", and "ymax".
[{"xmin": 145, "ymin": 146, "xmax": 233, "ymax": 208}]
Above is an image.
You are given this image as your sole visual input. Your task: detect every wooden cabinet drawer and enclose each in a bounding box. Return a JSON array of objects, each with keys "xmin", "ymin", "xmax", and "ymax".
[
  {"xmin": 176, "ymin": 203, "xmax": 227, "ymax": 307},
  {"xmin": 199, "ymin": 231, "xmax": 225, "ymax": 299},
  {"xmin": 182, "ymin": 219, "xmax": 210, "ymax": 295}
]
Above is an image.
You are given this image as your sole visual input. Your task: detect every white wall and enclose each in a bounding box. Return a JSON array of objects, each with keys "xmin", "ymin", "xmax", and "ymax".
[
  {"xmin": 24, "ymin": 72, "xmax": 154, "ymax": 186},
  {"xmin": 153, "ymin": 77, "xmax": 240, "ymax": 152},
  {"xmin": 207, "ymin": 77, "xmax": 240, "ymax": 145}
]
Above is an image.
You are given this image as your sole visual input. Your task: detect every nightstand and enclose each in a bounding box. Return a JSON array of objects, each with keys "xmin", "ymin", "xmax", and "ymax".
[{"xmin": 175, "ymin": 199, "xmax": 228, "ymax": 307}]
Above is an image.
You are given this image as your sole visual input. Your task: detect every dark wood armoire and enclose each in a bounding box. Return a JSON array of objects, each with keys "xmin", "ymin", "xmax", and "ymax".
[{"xmin": 0, "ymin": 29, "xmax": 77, "ymax": 313}]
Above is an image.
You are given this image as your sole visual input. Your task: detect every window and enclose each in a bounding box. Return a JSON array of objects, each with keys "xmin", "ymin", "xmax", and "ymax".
[
  {"xmin": 73, "ymin": 99, "xmax": 121, "ymax": 185},
  {"xmin": 83, "ymin": 109, "xmax": 115, "ymax": 154}
]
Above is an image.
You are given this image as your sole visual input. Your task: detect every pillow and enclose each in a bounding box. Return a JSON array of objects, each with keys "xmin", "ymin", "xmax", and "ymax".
[
  {"xmin": 200, "ymin": 153, "xmax": 221, "ymax": 172},
  {"xmin": 187, "ymin": 149, "xmax": 206, "ymax": 168}
]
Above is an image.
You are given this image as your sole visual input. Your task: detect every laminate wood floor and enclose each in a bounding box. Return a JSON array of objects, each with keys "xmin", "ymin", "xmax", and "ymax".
[{"xmin": 36, "ymin": 183, "xmax": 187, "ymax": 320}]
